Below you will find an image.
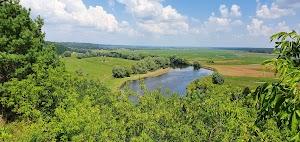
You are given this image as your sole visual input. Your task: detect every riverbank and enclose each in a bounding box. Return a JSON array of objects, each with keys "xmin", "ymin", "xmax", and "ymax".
[{"xmin": 118, "ymin": 67, "xmax": 171, "ymax": 90}]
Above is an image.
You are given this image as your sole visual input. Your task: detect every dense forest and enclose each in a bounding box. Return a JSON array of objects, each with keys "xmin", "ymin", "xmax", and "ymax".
[{"xmin": 1, "ymin": 1, "xmax": 300, "ymax": 141}]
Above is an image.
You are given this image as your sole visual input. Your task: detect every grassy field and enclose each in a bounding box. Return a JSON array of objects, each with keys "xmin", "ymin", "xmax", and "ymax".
[
  {"xmin": 62, "ymin": 56, "xmax": 171, "ymax": 90},
  {"xmin": 63, "ymin": 48, "xmax": 277, "ymax": 91},
  {"xmin": 62, "ymin": 56, "xmax": 137, "ymax": 90}
]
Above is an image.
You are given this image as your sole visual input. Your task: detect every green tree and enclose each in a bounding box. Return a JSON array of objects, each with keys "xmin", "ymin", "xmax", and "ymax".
[
  {"xmin": 63, "ymin": 51, "xmax": 72, "ymax": 57},
  {"xmin": 112, "ymin": 66, "xmax": 131, "ymax": 78},
  {"xmin": 192, "ymin": 61, "xmax": 202, "ymax": 70},
  {"xmin": 0, "ymin": 0, "xmax": 61, "ymax": 120},
  {"xmin": 0, "ymin": 0, "xmax": 60, "ymax": 83}
]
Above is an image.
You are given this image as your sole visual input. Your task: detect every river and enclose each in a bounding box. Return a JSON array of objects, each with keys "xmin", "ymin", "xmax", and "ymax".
[{"xmin": 125, "ymin": 66, "xmax": 213, "ymax": 96}]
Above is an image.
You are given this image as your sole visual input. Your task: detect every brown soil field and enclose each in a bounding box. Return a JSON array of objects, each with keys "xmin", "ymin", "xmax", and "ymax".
[{"xmin": 209, "ymin": 64, "xmax": 274, "ymax": 77}]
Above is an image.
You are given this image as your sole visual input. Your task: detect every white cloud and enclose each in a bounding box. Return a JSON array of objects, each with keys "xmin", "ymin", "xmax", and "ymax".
[
  {"xmin": 202, "ymin": 4, "xmax": 243, "ymax": 33},
  {"xmin": 20, "ymin": 0, "xmax": 121, "ymax": 32},
  {"xmin": 116, "ymin": 0, "xmax": 189, "ymax": 35},
  {"xmin": 231, "ymin": 4, "xmax": 242, "ymax": 17},
  {"xmin": 219, "ymin": 5, "xmax": 229, "ymax": 17},
  {"xmin": 256, "ymin": 3, "xmax": 295, "ymax": 19},
  {"xmin": 247, "ymin": 18, "xmax": 290, "ymax": 36},
  {"xmin": 275, "ymin": 0, "xmax": 300, "ymax": 8},
  {"xmin": 219, "ymin": 4, "xmax": 242, "ymax": 18}
]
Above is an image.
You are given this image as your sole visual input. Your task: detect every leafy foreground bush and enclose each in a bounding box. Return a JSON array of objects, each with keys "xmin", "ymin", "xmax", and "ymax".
[
  {"xmin": 253, "ymin": 31, "xmax": 300, "ymax": 141},
  {"xmin": 212, "ymin": 72, "xmax": 224, "ymax": 85}
]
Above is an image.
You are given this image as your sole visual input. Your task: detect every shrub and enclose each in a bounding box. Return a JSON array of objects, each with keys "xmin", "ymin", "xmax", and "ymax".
[
  {"xmin": 153, "ymin": 57, "xmax": 170, "ymax": 68},
  {"xmin": 212, "ymin": 72, "xmax": 224, "ymax": 85},
  {"xmin": 63, "ymin": 51, "xmax": 72, "ymax": 57},
  {"xmin": 131, "ymin": 62, "xmax": 148, "ymax": 74},
  {"xmin": 207, "ymin": 60, "xmax": 215, "ymax": 64},
  {"xmin": 192, "ymin": 61, "xmax": 202, "ymax": 70},
  {"xmin": 169, "ymin": 55, "xmax": 189, "ymax": 67},
  {"xmin": 242, "ymin": 87, "xmax": 251, "ymax": 96},
  {"xmin": 76, "ymin": 53, "xmax": 85, "ymax": 59},
  {"xmin": 112, "ymin": 66, "xmax": 131, "ymax": 78},
  {"xmin": 144, "ymin": 57, "xmax": 159, "ymax": 71}
]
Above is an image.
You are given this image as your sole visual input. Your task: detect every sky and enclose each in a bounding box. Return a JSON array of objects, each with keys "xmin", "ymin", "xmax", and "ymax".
[{"xmin": 20, "ymin": 0, "xmax": 300, "ymax": 47}]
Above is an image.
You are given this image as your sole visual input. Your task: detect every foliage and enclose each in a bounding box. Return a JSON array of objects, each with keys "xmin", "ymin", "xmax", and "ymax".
[
  {"xmin": 192, "ymin": 61, "xmax": 202, "ymax": 70},
  {"xmin": 130, "ymin": 57, "xmax": 168, "ymax": 75},
  {"xmin": 153, "ymin": 57, "xmax": 170, "ymax": 68},
  {"xmin": 170, "ymin": 55, "xmax": 189, "ymax": 67},
  {"xmin": 76, "ymin": 53, "xmax": 85, "ymax": 59},
  {"xmin": 0, "ymin": 0, "xmax": 60, "ymax": 84},
  {"xmin": 112, "ymin": 66, "xmax": 131, "ymax": 78},
  {"xmin": 63, "ymin": 51, "xmax": 72, "ymax": 57},
  {"xmin": 242, "ymin": 87, "xmax": 251, "ymax": 96},
  {"xmin": 212, "ymin": 72, "xmax": 224, "ymax": 85},
  {"xmin": 253, "ymin": 31, "xmax": 300, "ymax": 140}
]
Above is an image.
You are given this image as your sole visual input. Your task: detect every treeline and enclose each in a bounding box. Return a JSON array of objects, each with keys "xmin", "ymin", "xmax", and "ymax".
[
  {"xmin": 112, "ymin": 56, "xmax": 191, "ymax": 78},
  {"xmin": 214, "ymin": 47, "xmax": 274, "ymax": 54},
  {"xmin": 65, "ymin": 50, "xmax": 147, "ymax": 60}
]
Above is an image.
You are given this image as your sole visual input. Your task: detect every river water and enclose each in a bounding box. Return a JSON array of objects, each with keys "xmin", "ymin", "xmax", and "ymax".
[{"xmin": 126, "ymin": 67, "xmax": 213, "ymax": 96}]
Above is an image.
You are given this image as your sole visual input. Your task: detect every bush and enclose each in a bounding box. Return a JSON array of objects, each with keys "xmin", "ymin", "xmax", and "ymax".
[
  {"xmin": 242, "ymin": 87, "xmax": 251, "ymax": 96},
  {"xmin": 212, "ymin": 72, "xmax": 224, "ymax": 85},
  {"xmin": 63, "ymin": 51, "xmax": 72, "ymax": 57},
  {"xmin": 192, "ymin": 61, "xmax": 202, "ymax": 70},
  {"xmin": 76, "ymin": 53, "xmax": 85, "ymax": 59},
  {"xmin": 169, "ymin": 55, "xmax": 189, "ymax": 67},
  {"xmin": 131, "ymin": 62, "xmax": 148, "ymax": 74},
  {"xmin": 153, "ymin": 57, "xmax": 170, "ymax": 68},
  {"xmin": 112, "ymin": 66, "xmax": 131, "ymax": 78},
  {"xmin": 207, "ymin": 60, "xmax": 215, "ymax": 64}
]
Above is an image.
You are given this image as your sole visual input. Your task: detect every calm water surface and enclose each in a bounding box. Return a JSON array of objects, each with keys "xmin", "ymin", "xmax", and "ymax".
[{"xmin": 126, "ymin": 67, "xmax": 213, "ymax": 96}]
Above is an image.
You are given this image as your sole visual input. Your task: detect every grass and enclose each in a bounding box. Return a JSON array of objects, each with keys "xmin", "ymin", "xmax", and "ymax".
[
  {"xmin": 62, "ymin": 56, "xmax": 137, "ymax": 90},
  {"xmin": 62, "ymin": 56, "xmax": 171, "ymax": 91},
  {"xmin": 224, "ymin": 76, "xmax": 277, "ymax": 89}
]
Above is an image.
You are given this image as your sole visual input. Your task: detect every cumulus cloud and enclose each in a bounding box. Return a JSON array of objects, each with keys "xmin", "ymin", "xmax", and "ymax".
[
  {"xmin": 202, "ymin": 4, "xmax": 243, "ymax": 33},
  {"xmin": 116, "ymin": 0, "xmax": 189, "ymax": 35},
  {"xmin": 231, "ymin": 4, "xmax": 242, "ymax": 17},
  {"xmin": 256, "ymin": 3, "xmax": 295, "ymax": 19},
  {"xmin": 219, "ymin": 4, "xmax": 242, "ymax": 18},
  {"xmin": 247, "ymin": 18, "xmax": 290, "ymax": 36},
  {"xmin": 20, "ymin": 0, "xmax": 121, "ymax": 32}
]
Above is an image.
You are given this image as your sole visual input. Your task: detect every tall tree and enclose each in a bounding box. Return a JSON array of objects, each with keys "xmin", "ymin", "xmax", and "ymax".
[
  {"xmin": 0, "ymin": 0, "xmax": 61, "ymax": 120},
  {"xmin": 0, "ymin": 0, "xmax": 59, "ymax": 83}
]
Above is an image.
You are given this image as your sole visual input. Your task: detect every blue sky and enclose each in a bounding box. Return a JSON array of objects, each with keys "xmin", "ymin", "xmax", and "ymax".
[{"xmin": 20, "ymin": 0, "xmax": 300, "ymax": 47}]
